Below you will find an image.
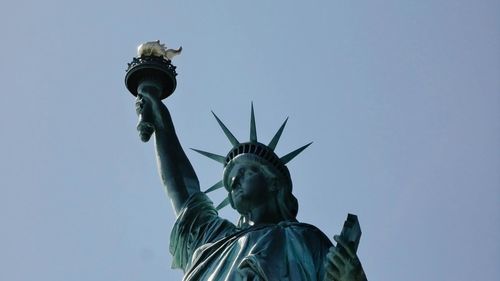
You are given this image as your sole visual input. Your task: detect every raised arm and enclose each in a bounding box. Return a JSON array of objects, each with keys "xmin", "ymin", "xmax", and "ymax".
[{"xmin": 135, "ymin": 83, "xmax": 200, "ymax": 214}]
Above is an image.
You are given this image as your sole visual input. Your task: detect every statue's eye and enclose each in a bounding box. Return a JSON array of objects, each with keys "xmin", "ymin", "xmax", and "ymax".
[{"xmin": 249, "ymin": 166, "xmax": 260, "ymax": 173}]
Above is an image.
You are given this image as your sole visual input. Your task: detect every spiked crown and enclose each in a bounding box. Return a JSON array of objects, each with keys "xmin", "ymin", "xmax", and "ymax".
[{"xmin": 192, "ymin": 104, "xmax": 311, "ymax": 210}]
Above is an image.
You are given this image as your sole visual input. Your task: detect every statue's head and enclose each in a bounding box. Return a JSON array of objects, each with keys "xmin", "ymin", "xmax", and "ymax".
[
  {"xmin": 223, "ymin": 144, "xmax": 298, "ymax": 222},
  {"xmin": 193, "ymin": 104, "xmax": 310, "ymax": 225}
]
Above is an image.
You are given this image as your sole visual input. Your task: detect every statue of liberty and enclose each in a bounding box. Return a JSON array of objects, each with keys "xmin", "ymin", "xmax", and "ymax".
[{"xmin": 127, "ymin": 41, "xmax": 367, "ymax": 281}]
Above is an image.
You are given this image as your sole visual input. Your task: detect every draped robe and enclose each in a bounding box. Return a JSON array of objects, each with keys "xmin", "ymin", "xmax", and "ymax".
[{"xmin": 170, "ymin": 192, "xmax": 333, "ymax": 281}]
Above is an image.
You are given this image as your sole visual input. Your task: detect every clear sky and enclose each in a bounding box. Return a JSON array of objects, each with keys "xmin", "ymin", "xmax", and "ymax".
[{"xmin": 1, "ymin": 1, "xmax": 499, "ymax": 280}]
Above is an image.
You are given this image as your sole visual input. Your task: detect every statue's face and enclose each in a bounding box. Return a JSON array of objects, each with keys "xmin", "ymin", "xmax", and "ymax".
[{"xmin": 228, "ymin": 163, "xmax": 270, "ymax": 214}]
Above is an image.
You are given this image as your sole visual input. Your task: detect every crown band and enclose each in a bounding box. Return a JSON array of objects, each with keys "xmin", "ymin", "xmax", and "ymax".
[{"xmin": 223, "ymin": 142, "xmax": 291, "ymax": 191}]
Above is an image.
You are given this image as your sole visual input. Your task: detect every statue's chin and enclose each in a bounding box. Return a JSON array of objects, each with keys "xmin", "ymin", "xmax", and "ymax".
[{"xmin": 137, "ymin": 122, "xmax": 155, "ymax": 142}]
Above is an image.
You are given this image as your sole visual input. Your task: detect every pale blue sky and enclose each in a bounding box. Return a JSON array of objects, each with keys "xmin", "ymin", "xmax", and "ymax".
[{"xmin": 1, "ymin": 1, "xmax": 499, "ymax": 280}]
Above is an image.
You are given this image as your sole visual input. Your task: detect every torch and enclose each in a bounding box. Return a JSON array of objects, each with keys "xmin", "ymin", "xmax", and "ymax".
[{"xmin": 124, "ymin": 40, "xmax": 182, "ymax": 141}]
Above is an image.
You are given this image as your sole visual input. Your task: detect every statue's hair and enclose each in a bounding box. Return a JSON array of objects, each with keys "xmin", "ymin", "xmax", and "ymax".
[{"xmin": 260, "ymin": 164, "xmax": 298, "ymax": 221}]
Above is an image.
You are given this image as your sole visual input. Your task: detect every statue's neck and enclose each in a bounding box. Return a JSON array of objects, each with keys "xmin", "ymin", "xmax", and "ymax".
[{"xmin": 245, "ymin": 198, "xmax": 281, "ymax": 226}]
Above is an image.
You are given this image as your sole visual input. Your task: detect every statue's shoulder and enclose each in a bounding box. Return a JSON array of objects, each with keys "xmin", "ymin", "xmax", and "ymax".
[
  {"xmin": 278, "ymin": 220, "xmax": 325, "ymax": 231},
  {"xmin": 278, "ymin": 221, "xmax": 333, "ymax": 246}
]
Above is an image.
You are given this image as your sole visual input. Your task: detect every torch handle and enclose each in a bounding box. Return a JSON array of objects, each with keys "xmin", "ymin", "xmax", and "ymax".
[{"xmin": 136, "ymin": 79, "xmax": 163, "ymax": 142}]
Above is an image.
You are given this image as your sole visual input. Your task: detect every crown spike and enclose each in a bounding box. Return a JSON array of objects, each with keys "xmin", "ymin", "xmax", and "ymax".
[
  {"xmin": 191, "ymin": 148, "xmax": 226, "ymax": 164},
  {"xmin": 216, "ymin": 197, "xmax": 231, "ymax": 211},
  {"xmin": 280, "ymin": 142, "xmax": 312, "ymax": 164},
  {"xmin": 212, "ymin": 111, "xmax": 240, "ymax": 146},
  {"xmin": 204, "ymin": 180, "xmax": 224, "ymax": 193},
  {"xmin": 250, "ymin": 102, "xmax": 257, "ymax": 143},
  {"xmin": 268, "ymin": 117, "xmax": 289, "ymax": 151}
]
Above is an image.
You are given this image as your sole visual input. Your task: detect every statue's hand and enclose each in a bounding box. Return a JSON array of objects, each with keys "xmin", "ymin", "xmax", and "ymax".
[
  {"xmin": 135, "ymin": 93, "xmax": 157, "ymax": 142},
  {"xmin": 324, "ymin": 235, "xmax": 367, "ymax": 281}
]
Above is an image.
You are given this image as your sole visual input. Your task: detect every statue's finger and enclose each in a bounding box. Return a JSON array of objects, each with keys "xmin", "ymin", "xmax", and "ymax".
[
  {"xmin": 332, "ymin": 246, "xmax": 350, "ymax": 265},
  {"xmin": 324, "ymin": 259, "xmax": 340, "ymax": 277},
  {"xmin": 135, "ymin": 103, "xmax": 143, "ymax": 114},
  {"xmin": 325, "ymin": 269, "xmax": 340, "ymax": 281},
  {"xmin": 326, "ymin": 251, "xmax": 336, "ymax": 264},
  {"xmin": 326, "ymin": 250, "xmax": 345, "ymax": 276},
  {"xmin": 332, "ymin": 255, "xmax": 345, "ymax": 274},
  {"xmin": 333, "ymin": 235, "xmax": 356, "ymax": 258},
  {"xmin": 330, "ymin": 246, "xmax": 349, "ymax": 264},
  {"xmin": 135, "ymin": 98, "xmax": 143, "ymax": 108}
]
